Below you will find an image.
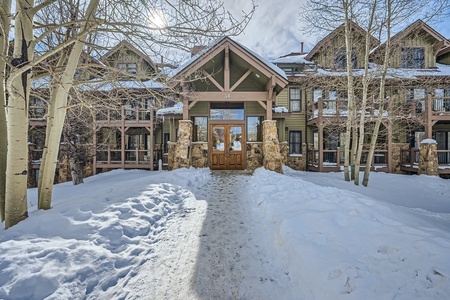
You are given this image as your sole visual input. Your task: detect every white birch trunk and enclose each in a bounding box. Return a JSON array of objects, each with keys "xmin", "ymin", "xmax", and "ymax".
[
  {"xmin": 353, "ymin": 0, "xmax": 377, "ymax": 185},
  {"xmin": 0, "ymin": 0, "xmax": 12, "ymax": 223},
  {"xmin": 38, "ymin": 0, "xmax": 100, "ymax": 209},
  {"xmin": 363, "ymin": 0, "xmax": 392, "ymax": 187},
  {"xmin": 343, "ymin": 0, "xmax": 354, "ymax": 182},
  {"xmin": 5, "ymin": 0, "xmax": 35, "ymax": 228}
]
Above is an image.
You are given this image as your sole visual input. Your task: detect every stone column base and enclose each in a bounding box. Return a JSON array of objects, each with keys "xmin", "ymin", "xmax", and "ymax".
[
  {"xmin": 262, "ymin": 120, "xmax": 283, "ymax": 174},
  {"xmin": 418, "ymin": 139, "xmax": 439, "ymax": 176}
]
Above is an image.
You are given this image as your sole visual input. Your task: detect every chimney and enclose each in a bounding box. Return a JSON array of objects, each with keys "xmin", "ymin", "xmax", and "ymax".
[
  {"xmin": 191, "ymin": 45, "xmax": 207, "ymax": 57},
  {"xmin": 301, "ymin": 42, "xmax": 304, "ymax": 54}
]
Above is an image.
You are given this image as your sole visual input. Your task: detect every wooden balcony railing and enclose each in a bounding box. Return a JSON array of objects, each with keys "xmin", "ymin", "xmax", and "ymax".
[
  {"xmin": 308, "ymin": 95, "xmax": 450, "ymax": 121},
  {"xmin": 95, "ymin": 107, "xmax": 153, "ymax": 125},
  {"xmin": 307, "ymin": 148, "xmax": 388, "ymax": 171},
  {"xmin": 95, "ymin": 146, "xmax": 163, "ymax": 169},
  {"xmin": 401, "ymin": 148, "xmax": 450, "ymax": 168}
]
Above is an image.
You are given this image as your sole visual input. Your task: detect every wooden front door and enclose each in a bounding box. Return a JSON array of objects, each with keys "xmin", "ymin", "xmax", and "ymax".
[{"xmin": 210, "ymin": 125, "xmax": 245, "ymax": 170}]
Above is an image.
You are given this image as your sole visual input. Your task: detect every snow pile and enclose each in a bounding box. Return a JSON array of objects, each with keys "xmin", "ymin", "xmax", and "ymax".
[
  {"xmin": 273, "ymin": 106, "xmax": 289, "ymax": 113},
  {"xmin": 156, "ymin": 102, "xmax": 183, "ymax": 116},
  {"xmin": 249, "ymin": 167, "xmax": 450, "ymax": 299},
  {"xmin": 0, "ymin": 168, "xmax": 210, "ymax": 299}
]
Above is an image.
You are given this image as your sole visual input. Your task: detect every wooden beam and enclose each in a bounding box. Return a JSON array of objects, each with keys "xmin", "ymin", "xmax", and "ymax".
[
  {"xmin": 188, "ymin": 100, "xmax": 199, "ymax": 110},
  {"xmin": 224, "ymin": 44, "xmax": 230, "ymax": 91},
  {"xmin": 257, "ymin": 100, "xmax": 267, "ymax": 110},
  {"xmin": 188, "ymin": 91, "xmax": 268, "ymax": 102},
  {"xmin": 203, "ymin": 70, "xmax": 224, "ymax": 92},
  {"xmin": 266, "ymin": 75, "xmax": 276, "ymax": 100},
  {"xmin": 182, "ymin": 98, "xmax": 189, "ymax": 120},
  {"xmin": 230, "ymin": 69, "xmax": 251, "ymax": 91}
]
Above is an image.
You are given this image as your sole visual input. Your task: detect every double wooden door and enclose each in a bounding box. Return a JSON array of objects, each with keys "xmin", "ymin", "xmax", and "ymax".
[{"xmin": 210, "ymin": 124, "xmax": 245, "ymax": 170}]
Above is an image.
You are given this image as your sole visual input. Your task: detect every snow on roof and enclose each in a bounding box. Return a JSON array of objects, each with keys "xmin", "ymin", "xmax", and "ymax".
[
  {"xmin": 81, "ymin": 78, "xmax": 166, "ymax": 91},
  {"xmin": 273, "ymin": 106, "xmax": 289, "ymax": 113},
  {"xmin": 172, "ymin": 37, "xmax": 287, "ymax": 81},
  {"xmin": 272, "ymin": 54, "xmax": 313, "ymax": 65},
  {"xmin": 156, "ymin": 102, "xmax": 183, "ymax": 116}
]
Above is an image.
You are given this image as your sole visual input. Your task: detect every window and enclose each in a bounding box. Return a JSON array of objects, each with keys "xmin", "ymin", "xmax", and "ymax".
[
  {"xmin": 313, "ymin": 88, "xmax": 323, "ymax": 102},
  {"xmin": 210, "ymin": 102, "xmax": 245, "ymax": 120},
  {"xmin": 192, "ymin": 116, "xmax": 208, "ymax": 142},
  {"xmin": 334, "ymin": 48, "xmax": 357, "ymax": 69},
  {"xmin": 117, "ymin": 62, "xmax": 138, "ymax": 74},
  {"xmin": 289, "ymin": 87, "xmax": 302, "ymax": 112},
  {"xmin": 289, "ymin": 131, "xmax": 302, "ymax": 155},
  {"xmin": 163, "ymin": 133, "xmax": 170, "ymax": 154},
  {"xmin": 247, "ymin": 116, "xmax": 264, "ymax": 142},
  {"xmin": 401, "ymin": 48, "xmax": 424, "ymax": 69},
  {"xmin": 434, "ymin": 88, "xmax": 450, "ymax": 112},
  {"xmin": 406, "ymin": 88, "xmax": 426, "ymax": 112}
]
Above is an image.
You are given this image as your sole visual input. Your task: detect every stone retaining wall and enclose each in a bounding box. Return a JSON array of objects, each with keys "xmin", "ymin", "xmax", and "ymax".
[{"xmin": 246, "ymin": 142, "xmax": 263, "ymax": 171}]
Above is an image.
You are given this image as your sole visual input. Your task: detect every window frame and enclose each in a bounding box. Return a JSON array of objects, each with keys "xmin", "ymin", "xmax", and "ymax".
[
  {"xmin": 289, "ymin": 87, "xmax": 302, "ymax": 113},
  {"xmin": 246, "ymin": 116, "xmax": 264, "ymax": 142},
  {"xmin": 289, "ymin": 130, "xmax": 302, "ymax": 155},
  {"xmin": 401, "ymin": 47, "xmax": 425, "ymax": 69},
  {"xmin": 191, "ymin": 116, "xmax": 208, "ymax": 142}
]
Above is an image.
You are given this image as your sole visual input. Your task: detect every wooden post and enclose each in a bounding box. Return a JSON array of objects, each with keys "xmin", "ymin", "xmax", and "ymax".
[
  {"xmin": 318, "ymin": 125, "xmax": 324, "ymax": 172},
  {"xmin": 150, "ymin": 108, "xmax": 154, "ymax": 171},
  {"xmin": 224, "ymin": 44, "xmax": 230, "ymax": 91},
  {"xmin": 121, "ymin": 106, "xmax": 125, "ymax": 169},
  {"xmin": 425, "ymin": 93, "xmax": 433, "ymax": 138}
]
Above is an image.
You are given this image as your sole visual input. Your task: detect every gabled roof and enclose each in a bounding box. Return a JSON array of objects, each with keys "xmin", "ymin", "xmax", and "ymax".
[
  {"xmin": 101, "ymin": 40, "xmax": 156, "ymax": 71},
  {"xmin": 305, "ymin": 21, "xmax": 380, "ymax": 61},
  {"xmin": 372, "ymin": 20, "xmax": 450, "ymax": 56},
  {"xmin": 171, "ymin": 36, "xmax": 288, "ymax": 87}
]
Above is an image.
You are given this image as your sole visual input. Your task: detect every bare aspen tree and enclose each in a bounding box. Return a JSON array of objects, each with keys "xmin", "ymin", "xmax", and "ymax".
[
  {"xmin": 0, "ymin": 0, "xmax": 11, "ymax": 223},
  {"xmin": 353, "ymin": 0, "xmax": 377, "ymax": 185}
]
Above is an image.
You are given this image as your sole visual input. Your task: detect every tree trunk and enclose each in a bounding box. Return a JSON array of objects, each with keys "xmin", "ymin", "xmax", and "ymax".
[
  {"xmin": 342, "ymin": 0, "xmax": 354, "ymax": 182},
  {"xmin": 38, "ymin": 0, "xmax": 100, "ymax": 209},
  {"xmin": 0, "ymin": 0, "xmax": 12, "ymax": 223},
  {"xmin": 69, "ymin": 157, "xmax": 84, "ymax": 185},
  {"xmin": 354, "ymin": 0, "xmax": 377, "ymax": 185},
  {"xmin": 363, "ymin": 0, "xmax": 392, "ymax": 187},
  {"xmin": 5, "ymin": 0, "xmax": 35, "ymax": 228}
]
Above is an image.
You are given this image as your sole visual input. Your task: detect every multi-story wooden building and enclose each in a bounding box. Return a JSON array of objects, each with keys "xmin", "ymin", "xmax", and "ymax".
[
  {"xmin": 28, "ymin": 19, "xmax": 450, "ymax": 185},
  {"xmin": 161, "ymin": 20, "xmax": 450, "ymax": 175}
]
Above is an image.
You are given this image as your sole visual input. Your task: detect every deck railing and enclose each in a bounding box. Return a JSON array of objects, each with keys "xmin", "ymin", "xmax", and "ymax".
[
  {"xmin": 400, "ymin": 148, "xmax": 450, "ymax": 167},
  {"xmin": 307, "ymin": 148, "xmax": 388, "ymax": 170},
  {"xmin": 95, "ymin": 146, "xmax": 163, "ymax": 169},
  {"xmin": 95, "ymin": 107, "xmax": 152, "ymax": 125}
]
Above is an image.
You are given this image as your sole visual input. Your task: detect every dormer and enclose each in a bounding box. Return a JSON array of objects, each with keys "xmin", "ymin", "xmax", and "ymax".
[
  {"xmin": 101, "ymin": 40, "xmax": 157, "ymax": 77},
  {"xmin": 371, "ymin": 20, "xmax": 450, "ymax": 69},
  {"xmin": 305, "ymin": 21, "xmax": 379, "ymax": 70}
]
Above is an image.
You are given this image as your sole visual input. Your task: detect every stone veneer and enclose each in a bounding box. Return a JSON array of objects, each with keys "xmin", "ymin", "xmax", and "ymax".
[
  {"xmin": 418, "ymin": 140, "xmax": 439, "ymax": 176},
  {"xmin": 280, "ymin": 142, "xmax": 307, "ymax": 171},
  {"xmin": 246, "ymin": 142, "xmax": 263, "ymax": 171},
  {"xmin": 191, "ymin": 142, "xmax": 208, "ymax": 168},
  {"xmin": 391, "ymin": 143, "xmax": 409, "ymax": 174},
  {"xmin": 167, "ymin": 142, "xmax": 177, "ymax": 171},
  {"xmin": 174, "ymin": 120, "xmax": 193, "ymax": 169},
  {"xmin": 262, "ymin": 120, "xmax": 283, "ymax": 174}
]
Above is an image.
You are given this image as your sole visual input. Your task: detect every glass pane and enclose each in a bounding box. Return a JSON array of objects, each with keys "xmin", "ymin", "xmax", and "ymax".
[
  {"xmin": 247, "ymin": 116, "xmax": 263, "ymax": 142},
  {"xmin": 212, "ymin": 127, "xmax": 225, "ymax": 151},
  {"xmin": 210, "ymin": 109, "xmax": 244, "ymax": 120},
  {"xmin": 193, "ymin": 117, "xmax": 208, "ymax": 142},
  {"xmin": 230, "ymin": 127, "xmax": 242, "ymax": 151}
]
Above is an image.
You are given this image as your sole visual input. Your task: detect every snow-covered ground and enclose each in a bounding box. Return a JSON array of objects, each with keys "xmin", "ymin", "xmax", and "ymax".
[{"xmin": 1, "ymin": 167, "xmax": 449, "ymax": 299}]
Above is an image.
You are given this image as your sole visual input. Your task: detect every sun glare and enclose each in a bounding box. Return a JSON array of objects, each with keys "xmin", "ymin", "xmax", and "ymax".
[{"xmin": 148, "ymin": 9, "xmax": 167, "ymax": 29}]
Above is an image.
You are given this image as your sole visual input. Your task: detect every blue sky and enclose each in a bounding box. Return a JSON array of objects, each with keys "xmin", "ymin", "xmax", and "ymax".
[{"xmin": 224, "ymin": 0, "xmax": 450, "ymax": 60}]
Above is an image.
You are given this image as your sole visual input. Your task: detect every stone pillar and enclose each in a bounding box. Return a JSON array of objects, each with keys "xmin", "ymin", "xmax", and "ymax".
[
  {"xmin": 391, "ymin": 143, "xmax": 409, "ymax": 174},
  {"xmin": 262, "ymin": 120, "xmax": 283, "ymax": 174},
  {"xmin": 418, "ymin": 139, "xmax": 439, "ymax": 176},
  {"xmin": 174, "ymin": 120, "xmax": 192, "ymax": 169},
  {"xmin": 167, "ymin": 142, "xmax": 177, "ymax": 171}
]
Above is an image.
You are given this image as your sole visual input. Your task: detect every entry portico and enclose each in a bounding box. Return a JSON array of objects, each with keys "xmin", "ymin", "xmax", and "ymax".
[{"xmin": 168, "ymin": 37, "xmax": 288, "ymax": 171}]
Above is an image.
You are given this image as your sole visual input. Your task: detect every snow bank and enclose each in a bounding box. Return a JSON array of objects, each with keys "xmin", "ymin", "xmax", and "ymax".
[
  {"xmin": 0, "ymin": 168, "xmax": 210, "ymax": 299},
  {"xmin": 249, "ymin": 167, "xmax": 450, "ymax": 299}
]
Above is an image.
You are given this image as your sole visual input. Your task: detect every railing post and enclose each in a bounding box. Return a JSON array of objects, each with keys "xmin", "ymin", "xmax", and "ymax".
[
  {"xmin": 337, "ymin": 147, "xmax": 341, "ymax": 168},
  {"xmin": 410, "ymin": 147, "xmax": 415, "ymax": 166}
]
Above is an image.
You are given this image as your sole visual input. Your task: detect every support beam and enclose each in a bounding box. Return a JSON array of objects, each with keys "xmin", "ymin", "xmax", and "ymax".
[
  {"xmin": 266, "ymin": 75, "xmax": 276, "ymax": 101},
  {"xmin": 188, "ymin": 91, "xmax": 268, "ymax": 101},
  {"xmin": 203, "ymin": 70, "xmax": 224, "ymax": 91},
  {"xmin": 188, "ymin": 100, "xmax": 199, "ymax": 110},
  {"xmin": 224, "ymin": 44, "xmax": 230, "ymax": 91},
  {"xmin": 230, "ymin": 69, "xmax": 251, "ymax": 91},
  {"xmin": 257, "ymin": 100, "xmax": 267, "ymax": 110}
]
